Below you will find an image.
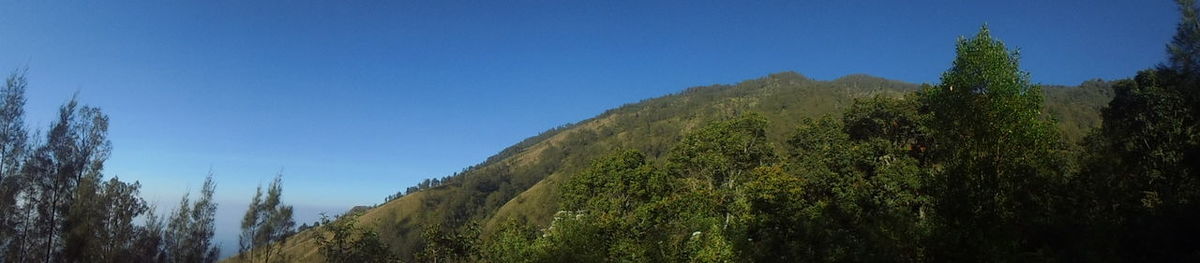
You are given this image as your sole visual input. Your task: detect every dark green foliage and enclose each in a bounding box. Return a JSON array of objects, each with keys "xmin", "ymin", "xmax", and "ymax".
[
  {"xmin": 1071, "ymin": 1, "xmax": 1200, "ymax": 260},
  {"xmin": 239, "ymin": 174, "xmax": 296, "ymax": 263},
  {"xmin": 1168, "ymin": 0, "xmax": 1200, "ymax": 76},
  {"xmin": 371, "ymin": 61, "xmax": 1105, "ymax": 261},
  {"xmin": 417, "ymin": 222, "xmax": 480, "ymax": 263},
  {"xmin": 918, "ymin": 26, "xmax": 1071, "ymax": 261},
  {"xmin": 0, "ymin": 70, "xmax": 29, "ymax": 260},
  {"xmin": 480, "ymin": 219, "xmax": 538, "ymax": 263},
  {"xmin": 0, "ymin": 69, "xmax": 222, "ymax": 262},
  {"xmin": 0, "ymin": 69, "xmax": 27, "ymax": 254},
  {"xmin": 38, "ymin": 97, "xmax": 113, "ymax": 262},
  {"xmin": 134, "ymin": 208, "xmax": 168, "ymax": 262},
  {"xmin": 375, "ymin": 71, "xmax": 939, "ymax": 261},
  {"xmin": 515, "ymin": 115, "xmax": 781, "ymax": 262},
  {"xmin": 496, "ymin": 109, "xmax": 928, "ymax": 262},
  {"xmin": 778, "ymin": 100, "xmax": 930, "ymax": 261},
  {"xmin": 1043, "ymin": 80, "xmax": 1116, "ymax": 143},
  {"xmin": 662, "ymin": 114, "xmax": 778, "ymax": 262},
  {"xmin": 559, "ymin": 150, "xmax": 669, "ymax": 216},
  {"xmin": 545, "ymin": 150, "xmax": 672, "ymax": 262},
  {"xmin": 165, "ymin": 173, "xmax": 220, "ymax": 263},
  {"xmin": 467, "ymin": 23, "xmax": 1181, "ymax": 263},
  {"xmin": 317, "ymin": 213, "xmax": 399, "ymax": 263}
]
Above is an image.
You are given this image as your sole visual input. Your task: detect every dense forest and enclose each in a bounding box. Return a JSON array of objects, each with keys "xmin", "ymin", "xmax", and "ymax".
[{"xmin": 0, "ymin": 1, "xmax": 1197, "ymax": 263}]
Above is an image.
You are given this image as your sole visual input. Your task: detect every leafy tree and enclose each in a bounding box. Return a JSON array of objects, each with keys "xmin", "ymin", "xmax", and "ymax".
[
  {"xmin": 685, "ymin": 224, "xmax": 735, "ymax": 263},
  {"xmin": 165, "ymin": 173, "xmax": 220, "ymax": 263},
  {"xmin": 1168, "ymin": 0, "xmax": 1200, "ymax": 77},
  {"xmin": 96, "ymin": 177, "xmax": 151, "ymax": 261},
  {"xmin": 0, "ymin": 69, "xmax": 29, "ymax": 260},
  {"xmin": 480, "ymin": 219, "xmax": 538, "ymax": 263},
  {"xmin": 316, "ymin": 212, "xmax": 399, "ymax": 263},
  {"xmin": 770, "ymin": 104, "xmax": 929, "ymax": 262},
  {"xmin": 665, "ymin": 114, "xmax": 778, "ymax": 262},
  {"xmin": 417, "ymin": 222, "xmax": 480, "ymax": 263},
  {"xmin": 541, "ymin": 115, "xmax": 780, "ymax": 262},
  {"xmin": 528, "ymin": 211, "xmax": 607, "ymax": 262},
  {"xmin": 0, "ymin": 68, "xmax": 223, "ymax": 262},
  {"xmin": 548, "ymin": 150, "xmax": 671, "ymax": 262},
  {"xmin": 20, "ymin": 96, "xmax": 119, "ymax": 262},
  {"xmin": 1074, "ymin": 0, "xmax": 1200, "ymax": 260},
  {"xmin": 919, "ymin": 26, "xmax": 1070, "ymax": 261},
  {"xmin": 132, "ymin": 207, "xmax": 168, "ymax": 263},
  {"xmin": 239, "ymin": 174, "xmax": 296, "ymax": 263}
]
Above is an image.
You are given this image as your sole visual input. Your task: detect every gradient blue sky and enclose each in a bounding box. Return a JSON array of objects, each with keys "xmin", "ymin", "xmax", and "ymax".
[{"xmin": 0, "ymin": 0, "xmax": 1180, "ymax": 257}]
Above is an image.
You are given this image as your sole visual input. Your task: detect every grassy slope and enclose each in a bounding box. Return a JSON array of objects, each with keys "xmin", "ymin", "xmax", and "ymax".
[{"xmin": 223, "ymin": 72, "xmax": 1113, "ymax": 262}]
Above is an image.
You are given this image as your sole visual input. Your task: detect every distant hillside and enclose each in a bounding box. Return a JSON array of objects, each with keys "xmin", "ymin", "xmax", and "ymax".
[{"xmin": 223, "ymin": 72, "xmax": 1112, "ymax": 262}]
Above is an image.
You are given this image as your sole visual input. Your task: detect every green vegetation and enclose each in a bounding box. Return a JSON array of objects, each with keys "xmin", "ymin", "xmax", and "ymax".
[
  {"xmin": 165, "ymin": 173, "xmax": 221, "ymax": 263},
  {"xmin": 238, "ymin": 174, "xmax": 298, "ymax": 263},
  {"xmin": 315, "ymin": 212, "xmax": 399, "ymax": 263},
  {"xmin": 256, "ymin": 24, "xmax": 1127, "ymax": 262},
  {"xmin": 285, "ymin": 2, "xmax": 1196, "ymax": 262},
  {"xmin": 0, "ymin": 69, "xmax": 230, "ymax": 262},
  {"xmin": 6, "ymin": 2, "xmax": 1198, "ymax": 263},
  {"xmin": 465, "ymin": 19, "xmax": 1198, "ymax": 261}
]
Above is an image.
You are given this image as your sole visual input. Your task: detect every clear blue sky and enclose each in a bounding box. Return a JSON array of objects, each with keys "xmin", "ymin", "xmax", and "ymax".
[{"xmin": 0, "ymin": 0, "xmax": 1179, "ymax": 257}]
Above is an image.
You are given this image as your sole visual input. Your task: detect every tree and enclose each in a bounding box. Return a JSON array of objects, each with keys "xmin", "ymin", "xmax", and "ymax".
[
  {"xmin": 1168, "ymin": 0, "xmax": 1200, "ymax": 77},
  {"xmin": 239, "ymin": 184, "xmax": 263, "ymax": 260},
  {"xmin": 16, "ymin": 96, "xmax": 119, "ymax": 262},
  {"xmin": 132, "ymin": 206, "xmax": 168, "ymax": 263},
  {"xmin": 239, "ymin": 173, "xmax": 296, "ymax": 263},
  {"xmin": 0, "ymin": 68, "xmax": 223, "ymax": 262},
  {"xmin": 549, "ymin": 150, "xmax": 670, "ymax": 262},
  {"xmin": 481, "ymin": 219, "xmax": 538, "ymax": 263},
  {"xmin": 316, "ymin": 212, "xmax": 398, "ymax": 263},
  {"xmin": 665, "ymin": 114, "xmax": 778, "ymax": 262},
  {"xmin": 417, "ymin": 222, "xmax": 479, "ymax": 263},
  {"xmin": 541, "ymin": 115, "xmax": 781, "ymax": 262},
  {"xmin": 0, "ymin": 69, "xmax": 29, "ymax": 260},
  {"xmin": 919, "ymin": 26, "xmax": 1069, "ymax": 261},
  {"xmin": 96, "ymin": 177, "xmax": 151, "ymax": 261},
  {"xmin": 1074, "ymin": 1, "xmax": 1200, "ymax": 260},
  {"xmin": 165, "ymin": 173, "xmax": 220, "ymax": 263},
  {"xmin": 770, "ymin": 107, "xmax": 930, "ymax": 262}
]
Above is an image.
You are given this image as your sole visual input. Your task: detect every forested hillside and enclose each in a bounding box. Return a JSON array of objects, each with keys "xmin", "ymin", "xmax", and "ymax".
[
  {"xmin": 6, "ymin": 0, "xmax": 1176, "ymax": 262},
  {"xmin": 237, "ymin": 0, "xmax": 1200, "ymax": 259},
  {"xmin": 232, "ymin": 30, "xmax": 1125, "ymax": 262}
]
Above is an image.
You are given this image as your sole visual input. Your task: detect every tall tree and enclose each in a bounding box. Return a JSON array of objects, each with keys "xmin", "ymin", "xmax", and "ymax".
[
  {"xmin": 665, "ymin": 114, "xmax": 778, "ymax": 262},
  {"xmin": 549, "ymin": 150, "xmax": 669, "ymax": 262},
  {"xmin": 1076, "ymin": 0, "xmax": 1200, "ymax": 260},
  {"xmin": 133, "ymin": 206, "xmax": 168, "ymax": 262},
  {"xmin": 58, "ymin": 103, "xmax": 117, "ymax": 262},
  {"xmin": 774, "ymin": 100, "xmax": 930, "ymax": 262},
  {"xmin": 94, "ymin": 177, "xmax": 150, "ymax": 261},
  {"xmin": 0, "ymin": 69, "xmax": 29, "ymax": 259},
  {"xmin": 17, "ymin": 97, "xmax": 116, "ymax": 262},
  {"xmin": 239, "ymin": 185, "xmax": 263, "ymax": 260},
  {"xmin": 239, "ymin": 174, "xmax": 295, "ymax": 263},
  {"xmin": 1168, "ymin": 0, "xmax": 1200, "ymax": 77},
  {"xmin": 920, "ymin": 26, "xmax": 1069, "ymax": 261},
  {"xmin": 166, "ymin": 173, "xmax": 220, "ymax": 263},
  {"xmin": 0, "ymin": 68, "xmax": 219, "ymax": 262}
]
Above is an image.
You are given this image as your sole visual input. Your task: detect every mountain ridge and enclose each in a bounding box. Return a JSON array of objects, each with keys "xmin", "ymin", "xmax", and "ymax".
[{"xmin": 222, "ymin": 71, "xmax": 1111, "ymax": 262}]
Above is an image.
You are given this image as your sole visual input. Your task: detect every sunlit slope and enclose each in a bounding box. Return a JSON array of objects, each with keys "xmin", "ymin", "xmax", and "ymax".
[{"xmin": 226, "ymin": 72, "xmax": 1112, "ymax": 262}]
